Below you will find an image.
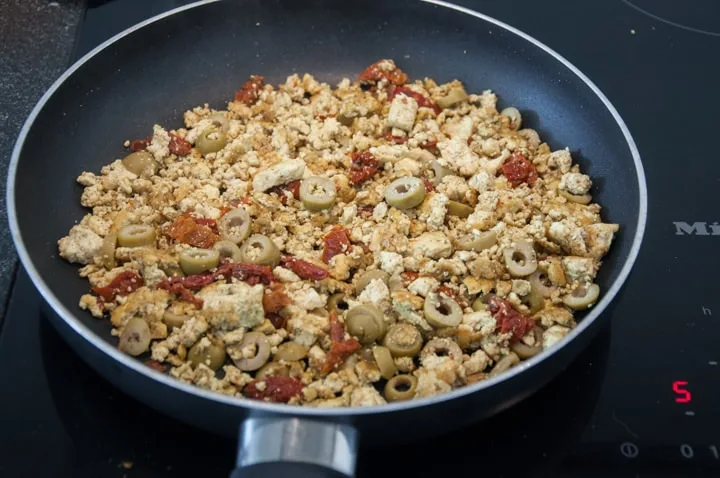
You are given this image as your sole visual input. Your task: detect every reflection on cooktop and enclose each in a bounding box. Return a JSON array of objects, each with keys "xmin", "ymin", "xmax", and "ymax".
[
  {"xmin": 622, "ymin": 0, "xmax": 720, "ymax": 36},
  {"xmin": 40, "ymin": 309, "xmax": 610, "ymax": 477}
]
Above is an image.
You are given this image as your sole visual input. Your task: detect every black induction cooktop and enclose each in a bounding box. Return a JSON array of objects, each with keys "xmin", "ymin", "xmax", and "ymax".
[{"xmin": 2, "ymin": 1, "xmax": 719, "ymax": 477}]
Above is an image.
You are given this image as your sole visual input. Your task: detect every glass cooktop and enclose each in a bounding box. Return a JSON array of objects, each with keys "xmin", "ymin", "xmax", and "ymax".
[{"xmin": 2, "ymin": 1, "xmax": 719, "ymax": 477}]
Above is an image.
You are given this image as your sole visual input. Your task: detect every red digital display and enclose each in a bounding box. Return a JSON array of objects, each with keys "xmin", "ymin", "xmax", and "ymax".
[{"xmin": 673, "ymin": 381, "xmax": 692, "ymax": 403}]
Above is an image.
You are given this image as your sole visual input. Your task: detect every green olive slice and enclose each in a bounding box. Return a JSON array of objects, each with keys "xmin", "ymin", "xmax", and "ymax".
[
  {"xmin": 489, "ymin": 351, "xmax": 520, "ymax": 377},
  {"xmin": 372, "ymin": 345, "xmax": 397, "ymax": 380},
  {"xmin": 382, "ymin": 323, "xmax": 423, "ymax": 357},
  {"xmin": 273, "ymin": 342, "xmax": 308, "ymax": 362},
  {"xmin": 208, "ymin": 112, "xmax": 230, "ymax": 132},
  {"xmin": 239, "ymin": 234, "xmax": 281, "ymax": 266},
  {"xmin": 354, "ymin": 270, "xmax": 390, "ymax": 294},
  {"xmin": 122, "ymin": 151, "xmax": 157, "ymax": 176},
  {"xmin": 162, "ymin": 311, "xmax": 189, "ymax": 331},
  {"xmin": 431, "ymin": 160, "xmax": 453, "ymax": 184},
  {"xmin": 559, "ymin": 189, "xmax": 592, "ymax": 205},
  {"xmin": 446, "ymin": 200, "xmax": 474, "ymax": 218},
  {"xmin": 421, "ymin": 337, "xmax": 463, "ymax": 361},
  {"xmin": 471, "ymin": 293, "xmax": 495, "ymax": 312},
  {"xmin": 218, "ymin": 208, "xmax": 251, "ymax": 244},
  {"xmin": 503, "ymin": 240, "xmax": 538, "ymax": 277},
  {"xmin": 384, "ymin": 374, "xmax": 418, "ymax": 402},
  {"xmin": 455, "ymin": 230, "xmax": 497, "ymax": 252},
  {"xmin": 179, "ymin": 248, "xmax": 220, "ymax": 275},
  {"xmin": 501, "ymin": 107, "xmax": 522, "ymax": 130},
  {"xmin": 423, "ymin": 292, "xmax": 463, "ymax": 328},
  {"xmin": 346, "ymin": 304, "xmax": 386, "ymax": 345},
  {"xmin": 522, "ymin": 288, "xmax": 545, "ymax": 315},
  {"xmin": 385, "ymin": 177, "xmax": 426, "ymax": 210},
  {"xmin": 256, "ymin": 361, "xmax": 290, "ymax": 379},
  {"xmin": 119, "ymin": 318, "xmax": 151, "ymax": 356},
  {"xmin": 188, "ymin": 338, "xmax": 227, "ymax": 370},
  {"xmin": 213, "ymin": 240, "xmax": 243, "ymax": 262},
  {"xmin": 435, "ymin": 84, "xmax": 468, "ymax": 109},
  {"xmin": 562, "ymin": 283, "xmax": 600, "ymax": 310},
  {"xmin": 529, "ymin": 270, "xmax": 556, "ymax": 298},
  {"xmin": 117, "ymin": 224, "xmax": 155, "ymax": 247},
  {"xmin": 327, "ymin": 293, "xmax": 350, "ymax": 313},
  {"xmin": 299, "ymin": 177, "xmax": 337, "ymax": 212},
  {"xmin": 233, "ymin": 332, "xmax": 270, "ymax": 371},
  {"xmin": 99, "ymin": 232, "xmax": 117, "ymax": 270},
  {"xmin": 196, "ymin": 127, "xmax": 227, "ymax": 155},
  {"xmin": 511, "ymin": 326, "xmax": 544, "ymax": 359}
]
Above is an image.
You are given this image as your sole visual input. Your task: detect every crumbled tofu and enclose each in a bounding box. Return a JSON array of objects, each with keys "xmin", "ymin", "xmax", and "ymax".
[
  {"xmin": 252, "ymin": 159, "xmax": 306, "ymax": 192},
  {"xmin": 408, "ymin": 276, "xmax": 440, "ymax": 297},
  {"xmin": 146, "ymin": 124, "xmax": 171, "ymax": 161},
  {"xmin": 410, "ymin": 231, "xmax": 453, "ymax": 259},
  {"xmin": 79, "ymin": 294, "xmax": 104, "ymax": 318},
  {"xmin": 379, "ymin": 251, "xmax": 404, "ymax": 275},
  {"xmin": 511, "ymin": 279, "xmax": 531, "ymax": 297},
  {"xmin": 387, "ymin": 94, "xmax": 418, "ymax": 131},
  {"xmin": 584, "ymin": 223, "xmax": 619, "ymax": 259},
  {"xmin": 198, "ymin": 282, "xmax": 265, "ymax": 330},
  {"xmin": 358, "ymin": 278, "xmax": 390, "ymax": 310},
  {"xmin": 535, "ymin": 306, "xmax": 575, "ymax": 328},
  {"xmin": 437, "ymin": 137, "xmax": 481, "ymax": 177},
  {"xmin": 372, "ymin": 202, "xmax": 388, "ymax": 221},
  {"xmin": 437, "ymin": 175, "xmax": 470, "ymax": 201},
  {"xmin": 461, "ymin": 311, "xmax": 496, "ymax": 336},
  {"xmin": 561, "ymin": 256, "xmax": 596, "ymax": 283},
  {"xmin": 58, "ymin": 225, "xmax": 104, "ymax": 265},
  {"xmin": 548, "ymin": 149, "xmax": 572, "ymax": 173},
  {"xmin": 559, "ymin": 172, "xmax": 592, "ymax": 195},
  {"xmin": 548, "ymin": 220, "xmax": 587, "ymax": 256},
  {"xmin": 414, "ymin": 369, "xmax": 452, "ymax": 398},
  {"xmin": 423, "ymin": 193, "xmax": 448, "ymax": 231},
  {"xmin": 289, "ymin": 285, "xmax": 327, "ymax": 310},
  {"xmin": 468, "ymin": 170, "xmax": 491, "ymax": 192},
  {"xmin": 273, "ymin": 266, "xmax": 301, "ymax": 283},
  {"xmin": 287, "ymin": 309, "xmax": 329, "ymax": 347},
  {"xmin": 464, "ymin": 349, "xmax": 491, "ymax": 375},
  {"xmin": 350, "ymin": 386, "xmax": 386, "ymax": 406},
  {"xmin": 543, "ymin": 325, "xmax": 571, "ymax": 349},
  {"xmin": 393, "ymin": 158, "xmax": 421, "ymax": 176}
]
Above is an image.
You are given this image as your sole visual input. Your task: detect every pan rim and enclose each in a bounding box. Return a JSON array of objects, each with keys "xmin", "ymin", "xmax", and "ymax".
[{"xmin": 6, "ymin": 0, "xmax": 647, "ymax": 417}]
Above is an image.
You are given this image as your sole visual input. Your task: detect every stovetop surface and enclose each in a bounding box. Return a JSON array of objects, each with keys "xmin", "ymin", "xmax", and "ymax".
[{"xmin": 2, "ymin": 1, "xmax": 719, "ymax": 477}]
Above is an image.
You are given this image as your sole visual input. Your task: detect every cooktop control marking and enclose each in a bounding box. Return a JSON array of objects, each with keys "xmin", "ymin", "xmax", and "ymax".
[
  {"xmin": 703, "ymin": 306, "xmax": 713, "ymax": 316},
  {"xmin": 620, "ymin": 442, "xmax": 639, "ymax": 458},
  {"xmin": 685, "ymin": 411, "xmax": 696, "ymax": 416},
  {"xmin": 673, "ymin": 381, "xmax": 692, "ymax": 403}
]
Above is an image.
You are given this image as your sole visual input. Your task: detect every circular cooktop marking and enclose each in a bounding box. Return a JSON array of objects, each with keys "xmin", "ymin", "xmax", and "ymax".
[{"xmin": 622, "ymin": 0, "xmax": 720, "ymax": 36}]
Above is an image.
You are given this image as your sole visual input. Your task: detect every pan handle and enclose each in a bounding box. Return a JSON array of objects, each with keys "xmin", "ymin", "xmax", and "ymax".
[{"xmin": 230, "ymin": 417, "xmax": 358, "ymax": 478}]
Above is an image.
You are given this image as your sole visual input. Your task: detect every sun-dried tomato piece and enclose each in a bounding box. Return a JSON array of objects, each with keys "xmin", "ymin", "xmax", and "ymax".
[
  {"xmin": 487, "ymin": 296, "xmax": 535, "ymax": 343},
  {"xmin": 401, "ymin": 271, "xmax": 420, "ymax": 286},
  {"xmin": 420, "ymin": 139, "xmax": 440, "ymax": 156},
  {"xmin": 145, "ymin": 360, "xmax": 168, "ymax": 372},
  {"xmin": 501, "ymin": 152, "xmax": 538, "ymax": 187},
  {"xmin": 158, "ymin": 281, "xmax": 204, "ymax": 307},
  {"xmin": 423, "ymin": 178, "xmax": 435, "ymax": 193},
  {"xmin": 192, "ymin": 217, "xmax": 219, "ymax": 234},
  {"xmin": 437, "ymin": 285, "xmax": 467, "ymax": 309},
  {"xmin": 166, "ymin": 215, "xmax": 220, "ymax": 248},
  {"xmin": 234, "ymin": 75, "xmax": 265, "ymax": 105},
  {"xmin": 129, "ymin": 135, "xmax": 152, "ymax": 152},
  {"xmin": 349, "ymin": 151, "xmax": 379, "ymax": 185},
  {"xmin": 92, "ymin": 271, "xmax": 143, "ymax": 302},
  {"xmin": 322, "ymin": 312, "xmax": 361, "ymax": 374},
  {"xmin": 358, "ymin": 60, "xmax": 408, "ymax": 86},
  {"xmin": 389, "ymin": 86, "xmax": 440, "ymax": 114},
  {"xmin": 215, "ymin": 261, "xmax": 274, "ymax": 286},
  {"xmin": 321, "ymin": 226, "xmax": 351, "ymax": 264},
  {"xmin": 168, "ymin": 133, "xmax": 192, "ymax": 156},
  {"xmin": 266, "ymin": 312, "xmax": 287, "ymax": 330},
  {"xmin": 358, "ymin": 205, "xmax": 375, "ymax": 218},
  {"xmin": 243, "ymin": 376, "xmax": 303, "ymax": 403},
  {"xmin": 280, "ymin": 256, "xmax": 329, "ymax": 281},
  {"xmin": 267, "ymin": 180, "xmax": 301, "ymax": 206},
  {"xmin": 263, "ymin": 283, "xmax": 291, "ymax": 314},
  {"xmin": 383, "ymin": 130, "xmax": 408, "ymax": 144}
]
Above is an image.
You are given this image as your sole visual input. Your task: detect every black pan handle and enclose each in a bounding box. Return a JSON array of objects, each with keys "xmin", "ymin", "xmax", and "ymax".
[{"xmin": 230, "ymin": 417, "xmax": 358, "ymax": 478}]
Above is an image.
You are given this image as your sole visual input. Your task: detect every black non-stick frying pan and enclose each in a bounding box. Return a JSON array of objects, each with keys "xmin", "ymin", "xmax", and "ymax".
[{"xmin": 6, "ymin": 0, "xmax": 647, "ymax": 476}]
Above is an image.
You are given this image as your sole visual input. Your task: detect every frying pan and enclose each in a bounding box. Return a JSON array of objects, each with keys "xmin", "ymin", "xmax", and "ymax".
[{"xmin": 6, "ymin": 0, "xmax": 647, "ymax": 476}]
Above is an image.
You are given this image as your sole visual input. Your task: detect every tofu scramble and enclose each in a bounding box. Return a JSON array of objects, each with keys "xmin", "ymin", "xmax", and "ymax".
[{"xmin": 58, "ymin": 59, "xmax": 619, "ymax": 407}]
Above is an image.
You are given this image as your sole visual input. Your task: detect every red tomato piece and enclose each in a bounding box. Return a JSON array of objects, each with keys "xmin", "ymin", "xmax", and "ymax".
[
  {"xmin": 129, "ymin": 135, "xmax": 152, "ymax": 152},
  {"xmin": 383, "ymin": 130, "xmax": 408, "ymax": 144},
  {"xmin": 321, "ymin": 226, "xmax": 351, "ymax": 264},
  {"xmin": 215, "ymin": 261, "xmax": 274, "ymax": 286},
  {"xmin": 243, "ymin": 376, "xmax": 303, "ymax": 403},
  {"xmin": 168, "ymin": 133, "xmax": 192, "ymax": 156},
  {"xmin": 358, "ymin": 60, "xmax": 408, "ymax": 86},
  {"xmin": 349, "ymin": 151, "xmax": 379, "ymax": 185},
  {"xmin": 166, "ymin": 215, "xmax": 220, "ymax": 248},
  {"xmin": 280, "ymin": 256, "xmax": 329, "ymax": 281},
  {"xmin": 487, "ymin": 296, "xmax": 535, "ymax": 343},
  {"xmin": 322, "ymin": 312, "xmax": 361, "ymax": 374},
  {"xmin": 389, "ymin": 86, "xmax": 440, "ymax": 114},
  {"xmin": 92, "ymin": 271, "xmax": 143, "ymax": 302},
  {"xmin": 423, "ymin": 178, "xmax": 435, "ymax": 193},
  {"xmin": 263, "ymin": 283, "xmax": 291, "ymax": 314},
  {"xmin": 234, "ymin": 75, "xmax": 265, "ymax": 105},
  {"xmin": 501, "ymin": 152, "xmax": 538, "ymax": 187}
]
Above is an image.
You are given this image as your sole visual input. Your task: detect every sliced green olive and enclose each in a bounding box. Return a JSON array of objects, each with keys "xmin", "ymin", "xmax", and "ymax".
[
  {"xmin": 455, "ymin": 230, "xmax": 497, "ymax": 252},
  {"xmin": 511, "ymin": 326, "xmax": 544, "ymax": 359},
  {"xmin": 327, "ymin": 293, "xmax": 350, "ymax": 313},
  {"xmin": 117, "ymin": 224, "xmax": 155, "ymax": 247},
  {"xmin": 383, "ymin": 323, "xmax": 423, "ymax": 357},
  {"xmin": 188, "ymin": 338, "xmax": 227, "ymax": 370},
  {"xmin": 354, "ymin": 270, "xmax": 390, "ymax": 294},
  {"xmin": 233, "ymin": 332, "xmax": 270, "ymax": 371},
  {"xmin": 503, "ymin": 240, "xmax": 538, "ymax": 277},
  {"xmin": 471, "ymin": 293, "xmax": 495, "ymax": 312},
  {"xmin": 447, "ymin": 200, "xmax": 474, "ymax": 218},
  {"xmin": 162, "ymin": 311, "xmax": 189, "ymax": 331},
  {"xmin": 489, "ymin": 351, "xmax": 520, "ymax": 377},
  {"xmin": 423, "ymin": 292, "xmax": 463, "ymax": 328},
  {"xmin": 562, "ymin": 283, "xmax": 600, "ymax": 310},
  {"xmin": 384, "ymin": 374, "xmax": 418, "ymax": 402},
  {"xmin": 218, "ymin": 208, "xmax": 251, "ymax": 244},
  {"xmin": 384, "ymin": 177, "xmax": 426, "ymax": 210},
  {"xmin": 273, "ymin": 342, "xmax": 308, "ymax": 362},
  {"xmin": 372, "ymin": 345, "xmax": 397, "ymax": 380},
  {"xmin": 435, "ymin": 84, "xmax": 468, "ymax": 109},
  {"xmin": 559, "ymin": 189, "xmax": 592, "ymax": 205},
  {"xmin": 421, "ymin": 337, "xmax": 463, "ymax": 361},
  {"xmin": 213, "ymin": 240, "xmax": 242, "ymax": 262},
  {"xmin": 299, "ymin": 177, "xmax": 337, "ymax": 212},
  {"xmin": 179, "ymin": 248, "xmax": 220, "ymax": 275},
  {"xmin": 256, "ymin": 361, "xmax": 290, "ymax": 379},
  {"xmin": 501, "ymin": 107, "xmax": 522, "ymax": 130},
  {"xmin": 99, "ymin": 232, "xmax": 117, "ymax": 269},
  {"xmin": 119, "ymin": 318, "xmax": 151, "ymax": 356},
  {"xmin": 529, "ymin": 270, "xmax": 556, "ymax": 298},
  {"xmin": 208, "ymin": 112, "xmax": 230, "ymax": 132},
  {"xmin": 346, "ymin": 304, "xmax": 386, "ymax": 345},
  {"xmin": 431, "ymin": 160, "xmax": 453, "ymax": 184},
  {"xmin": 522, "ymin": 288, "xmax": 545, "ymax": 315},
  {"xmin": 239, "ymin": 234, "xmax": 281, "ymax": 266},
  {"xmin": 122, "ymin": 151, "xmax": 157, "ymax": 176},
  {"xmin": 196, "ymin": 127, "xmax": 227, "ymax": 155}
]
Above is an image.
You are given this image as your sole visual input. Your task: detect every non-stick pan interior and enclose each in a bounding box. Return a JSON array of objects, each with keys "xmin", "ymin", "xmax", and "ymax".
[{"xmin": 12, "ymin": 0, "xmax": 641, "ymax": 349}]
